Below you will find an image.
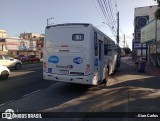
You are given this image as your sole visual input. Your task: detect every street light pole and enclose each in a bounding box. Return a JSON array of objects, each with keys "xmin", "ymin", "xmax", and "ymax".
[
  {"xmin": 102, "ymin": 22, "xmax": 116, "ymax": 40},
  {"xmin": 117, "ymin": 12, "xmax": 119, "ymax": 44},
  {"xmin": 123, "ymin": 34, "xmax": 125, "ymax": 48}
]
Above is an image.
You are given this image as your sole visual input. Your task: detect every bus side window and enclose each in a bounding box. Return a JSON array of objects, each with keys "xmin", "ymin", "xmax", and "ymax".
[
  {"xmin": 104, "ymin": 44, "xmax": 108, "ymax": 55},
  {"xmin": 94, "ymin": 32, "xmax": 98, "ymax": 56},
  {"xmin": 104, "ymin": 38, "xmax": 108, "ymax": 55},
  {"xmin": 107, "ymin": 40, "xmax": 112, "ymax": 56}
]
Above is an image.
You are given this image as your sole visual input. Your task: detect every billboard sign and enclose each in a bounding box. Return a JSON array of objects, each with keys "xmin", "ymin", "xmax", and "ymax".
[
  {"xmin": 133, "ymin": 42, "xmax": 147, "ymax": 49},
  {"xmin": 141, "ymin": 19, "xmax": 156, "ymax": 43},
  {"xmin": 133, "ymin": 42, "xmax": 141, "ymax": 49},
  {"xmin": 134, "ymin": 16, "xmax": 149, "ymax": 41},
  {"xmin": 5, "ymin": 38, "xmax": 37, "ymax": 51}
]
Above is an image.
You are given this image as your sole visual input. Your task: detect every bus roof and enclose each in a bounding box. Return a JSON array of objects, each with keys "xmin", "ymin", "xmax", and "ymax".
[
  {"xmin": 46, "ymin": 23, "xmax": 116, "ymax": 44},
  {"xmin": 46, "ymin": 23, "xmax": 91, "ymax": 29}
]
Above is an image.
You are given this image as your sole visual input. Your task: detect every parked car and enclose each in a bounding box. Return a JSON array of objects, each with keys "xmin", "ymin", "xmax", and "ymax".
[
  {"xmin": 0, "ymin": 65, "xmax": 10, "ymax": 79},
  {"xmin": 25, "ymin": 55, "xmax": 40, "ymax": 62},
  {"xmin": 0, "ymin": 55, "xmax": 22, "ymax": 70},
  {"xmin": 15, "ymin": 55, "xmax": 26, "ymax": 62}
]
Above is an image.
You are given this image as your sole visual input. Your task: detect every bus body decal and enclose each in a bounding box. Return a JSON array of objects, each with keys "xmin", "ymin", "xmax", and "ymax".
[
  {"xmin": 48, "ymin": 55, "xmax": 59, "ymax": 64},
  {"xmin": 73, "ymin": 57, "xmax": 83, "ymax": 64}
]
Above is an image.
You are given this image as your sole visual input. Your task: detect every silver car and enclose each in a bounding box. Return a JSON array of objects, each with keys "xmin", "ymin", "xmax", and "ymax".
[{"xmin": 0, "ymin": 55, "xmax": 22, "ymax": 70}]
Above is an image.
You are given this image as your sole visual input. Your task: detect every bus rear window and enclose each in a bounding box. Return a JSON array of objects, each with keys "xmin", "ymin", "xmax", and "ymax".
[{"xmin": 72, "ymin": 34, "xmax": 84, "ymax": 41}]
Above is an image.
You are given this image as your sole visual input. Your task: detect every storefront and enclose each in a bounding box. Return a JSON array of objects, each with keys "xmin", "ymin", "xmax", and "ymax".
[
  {"xmin": 5, "ymin": 38, "xmax": 43, "ymax": 58},
  {"xmin": 148, "ymin": 41, "xmax": 160, "ymax": 66}
]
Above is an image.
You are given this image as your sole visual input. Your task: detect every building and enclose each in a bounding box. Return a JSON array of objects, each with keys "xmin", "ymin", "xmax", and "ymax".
[
  {"xmin": 134, "ymin": 5, "xmax": 158, "ymax": 42},
  {"xmin": 141, "ymin": 17, "xmax": 160, "ymax": 67},
  {"xmin": 19, "ymin": 33, "xmax": 44, "ymax": 58},
  {"xmin": 0, "ymin": 29, "xmax": 7, "ymax": 38},
  {"xmin": 0, "ymin": 31, "xmax": 44, "ymax": 58},
  {"xmin": 133, "ymin": 5, "xmax": 160, "ymax": 67},
  {"xmin": 20, "ymin": 33, "xmax": 43, "ymax": 40},
  {"xmin": 5, "ymin": 38, "xmax": 37, "ymax": 57},
  {"xmin": 0, "ymin": 29, "xmax": 8, "ymax": 54}
]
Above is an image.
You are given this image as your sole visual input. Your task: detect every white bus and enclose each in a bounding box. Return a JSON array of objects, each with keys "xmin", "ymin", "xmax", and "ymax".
[{"xmin": 43, "ymin": 23, "xmax": 120, "ymax": 85}]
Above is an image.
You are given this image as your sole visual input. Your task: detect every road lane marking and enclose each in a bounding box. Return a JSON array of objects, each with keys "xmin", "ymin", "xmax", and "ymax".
[
  {"xmin": 22, "ymin": 82, "xmax": 61, "ymax": 98},
  {"xmin": 22, "ymin": 89, "xmax": 42, "ymax": 97},
  {"xmin": 0, "ymin": 100, "xmax": 14, "ymax": 107},
  {"xmin": 49, "ymin": 82, "xmax": 61, "ymax": 87},
  {"xmin": 0, "ymin": 82, "xmax": 61, "ymax": 107}
]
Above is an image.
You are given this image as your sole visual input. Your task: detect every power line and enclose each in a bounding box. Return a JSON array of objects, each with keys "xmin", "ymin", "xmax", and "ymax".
[
  {"xmin": 91, "ymin": 0, "xmax": 105, "ymax": 20},
  {"xmin": 97, "ymin": 0, "xmax": 108, "ymax": 20},
  {"xmin": 92, "ymin": 0, "xmax": 124, "ymax": 42},
  {"xmin": 103, "ymin": 0, "xmax": 115, "ymax": 26},
  {"xmin": 97, "ymin": 0, "xmax": 117, "ymax": 35},
  {"xmin": 114, "ymin": 0, "xmax": 118, "ymax": 13},
  {"xmin": 108, "ymin": 0, "xmax": 117, "ymax": 28}
]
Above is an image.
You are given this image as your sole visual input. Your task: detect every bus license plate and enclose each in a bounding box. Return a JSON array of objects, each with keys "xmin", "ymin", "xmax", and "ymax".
[{"xmin": 60, "ymin": 70, "xmax": 69, "ymax": 75}]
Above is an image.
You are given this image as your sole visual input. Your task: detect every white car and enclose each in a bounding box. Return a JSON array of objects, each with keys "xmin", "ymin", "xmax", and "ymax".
[
  {"xmin": 0, "ymin": 65, "xmax": 10, "ymax": 79},
  {"xmin": 0, "ymin": 55, "xmax": 22, "ymax": 70}
]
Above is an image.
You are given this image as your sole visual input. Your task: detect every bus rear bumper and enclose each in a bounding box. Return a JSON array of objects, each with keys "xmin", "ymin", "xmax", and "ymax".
[{"xmin": 43, "ymin": 72, "xmax": 97, "ymax": 85}]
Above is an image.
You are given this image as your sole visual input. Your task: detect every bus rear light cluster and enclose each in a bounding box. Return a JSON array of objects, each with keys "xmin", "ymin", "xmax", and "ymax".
[
  {"xmin": 43, "ymin": 62, "xmax": 47, "ymax": 71},
  {"xmin": 86, "ymin": 64, "xmax": 91, "ymax": 74}
]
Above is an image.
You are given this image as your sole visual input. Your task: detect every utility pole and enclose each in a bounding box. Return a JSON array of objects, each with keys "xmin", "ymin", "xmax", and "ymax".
[
  {"xmin": 23, "ymin": 31, "xmax": 25, "ymax": 39},
  {"xmin": 47, "ymin": 17, "xmax": 54, "ymax": 26},
  {"xmin": 116, "ymin": 11, "xmax": 121, "ymax": 68},
  {"xmin": 2, "ymin": 44, "xmax": 3, "ymax": 51},
  {"xmin": 123, "ymin": 34, "xmax": 125, "ymax": 48},
  {"xmin": 117, "ymin": 12, "xmax": 119, "ymax": 44}
]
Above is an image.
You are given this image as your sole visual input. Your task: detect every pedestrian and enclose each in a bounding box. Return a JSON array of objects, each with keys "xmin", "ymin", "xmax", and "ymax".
[
  {"xmin": 138, "ymin": 57, "xmax": 146, "ymax": 73},
  {"xmin": 135, "ymin": 57, "xmax": 139, "ymax": 71}
]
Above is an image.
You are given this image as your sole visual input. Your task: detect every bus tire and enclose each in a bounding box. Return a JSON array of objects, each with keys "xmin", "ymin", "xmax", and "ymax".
[
  {"xmin": 105, "ymin": 67, "xmax": 110, "ymax": 85},
  {"xmin": 101, "ymin": 67, "xmax": 109, "ymax": 84}
]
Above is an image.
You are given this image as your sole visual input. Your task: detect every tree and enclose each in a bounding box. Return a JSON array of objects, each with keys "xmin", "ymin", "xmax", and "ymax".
[
  {"xmin": 154, "ymin": 0, "xmax": 160, "ymax": 6},
  {"xmin": 123, "ymin": 47, "xmax": 131, "ymax": 55},
  {"xmin": 154, "ymin": 8, "xmax": 160, "ymax": 20}
]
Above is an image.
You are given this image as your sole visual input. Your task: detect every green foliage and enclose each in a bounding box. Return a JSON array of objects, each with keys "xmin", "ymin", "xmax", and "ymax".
[
  {"xmin": 155, "ymin": 8, "xmax": 160, "ymax": 20},
  {"xmin": 39, "ymin": 37, "xmax": 44, "ymax": 41},
  {"xmin": 123, "ymin": 47, "xmax": 131, "ymax": 54}
]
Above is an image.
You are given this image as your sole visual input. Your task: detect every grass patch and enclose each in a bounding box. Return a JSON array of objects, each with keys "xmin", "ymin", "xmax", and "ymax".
[{"xmin": 22, "ymin": 61, "xmax": 43, "ymax": 65}]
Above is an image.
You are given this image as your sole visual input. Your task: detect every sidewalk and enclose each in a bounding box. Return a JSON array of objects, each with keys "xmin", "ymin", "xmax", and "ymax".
[
  {"xmin": 109, "ymin": 58, "xmax": 160, "ymax": 121},
  {"xmin": 121, "ymin": 57, "xmax": 160, "ymax": 78}
]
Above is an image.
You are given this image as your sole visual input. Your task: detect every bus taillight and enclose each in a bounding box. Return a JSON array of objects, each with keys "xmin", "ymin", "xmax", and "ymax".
[
  {"xmin": 87, "ymin": 64, "xmax": 90, "ymax": 67},
  {"xmin": 43, "ymin": 62, "xmax": 47, "ymax": 71},
  {"xmin": 86, "ymin": 64, "xmax": 91, "ymax": 74}
]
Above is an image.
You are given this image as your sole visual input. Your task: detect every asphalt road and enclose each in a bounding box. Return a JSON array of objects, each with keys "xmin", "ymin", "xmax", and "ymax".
[
  {"xmin": 0, "ymin": 63, "xmax": 129, "ymax": 121},
  {"xmin": 0, "ymin": 59, "xmax": 160, "ymax": 121},
  {"xmin": 0, "ymin": 63, "xmax": 55, "ymax": 105}
]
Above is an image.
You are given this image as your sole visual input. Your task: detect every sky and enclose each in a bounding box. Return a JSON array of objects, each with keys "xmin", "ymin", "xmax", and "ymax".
[{"xmin": 0, "ymin": 0, "xmax": 158, "ymax": 49}]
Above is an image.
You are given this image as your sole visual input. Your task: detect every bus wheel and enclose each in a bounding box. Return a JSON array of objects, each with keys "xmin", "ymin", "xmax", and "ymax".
[
  {"xmin": 101, "ymin": 68, "xmax": 109, "ymax": 85},
  {"xmin": 99, "ymin": 79, "xmax": 108, "ymax": 89},
  {"xmin": 104, "ymin": 67, "xmax": 110, "ymax": 85}
]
